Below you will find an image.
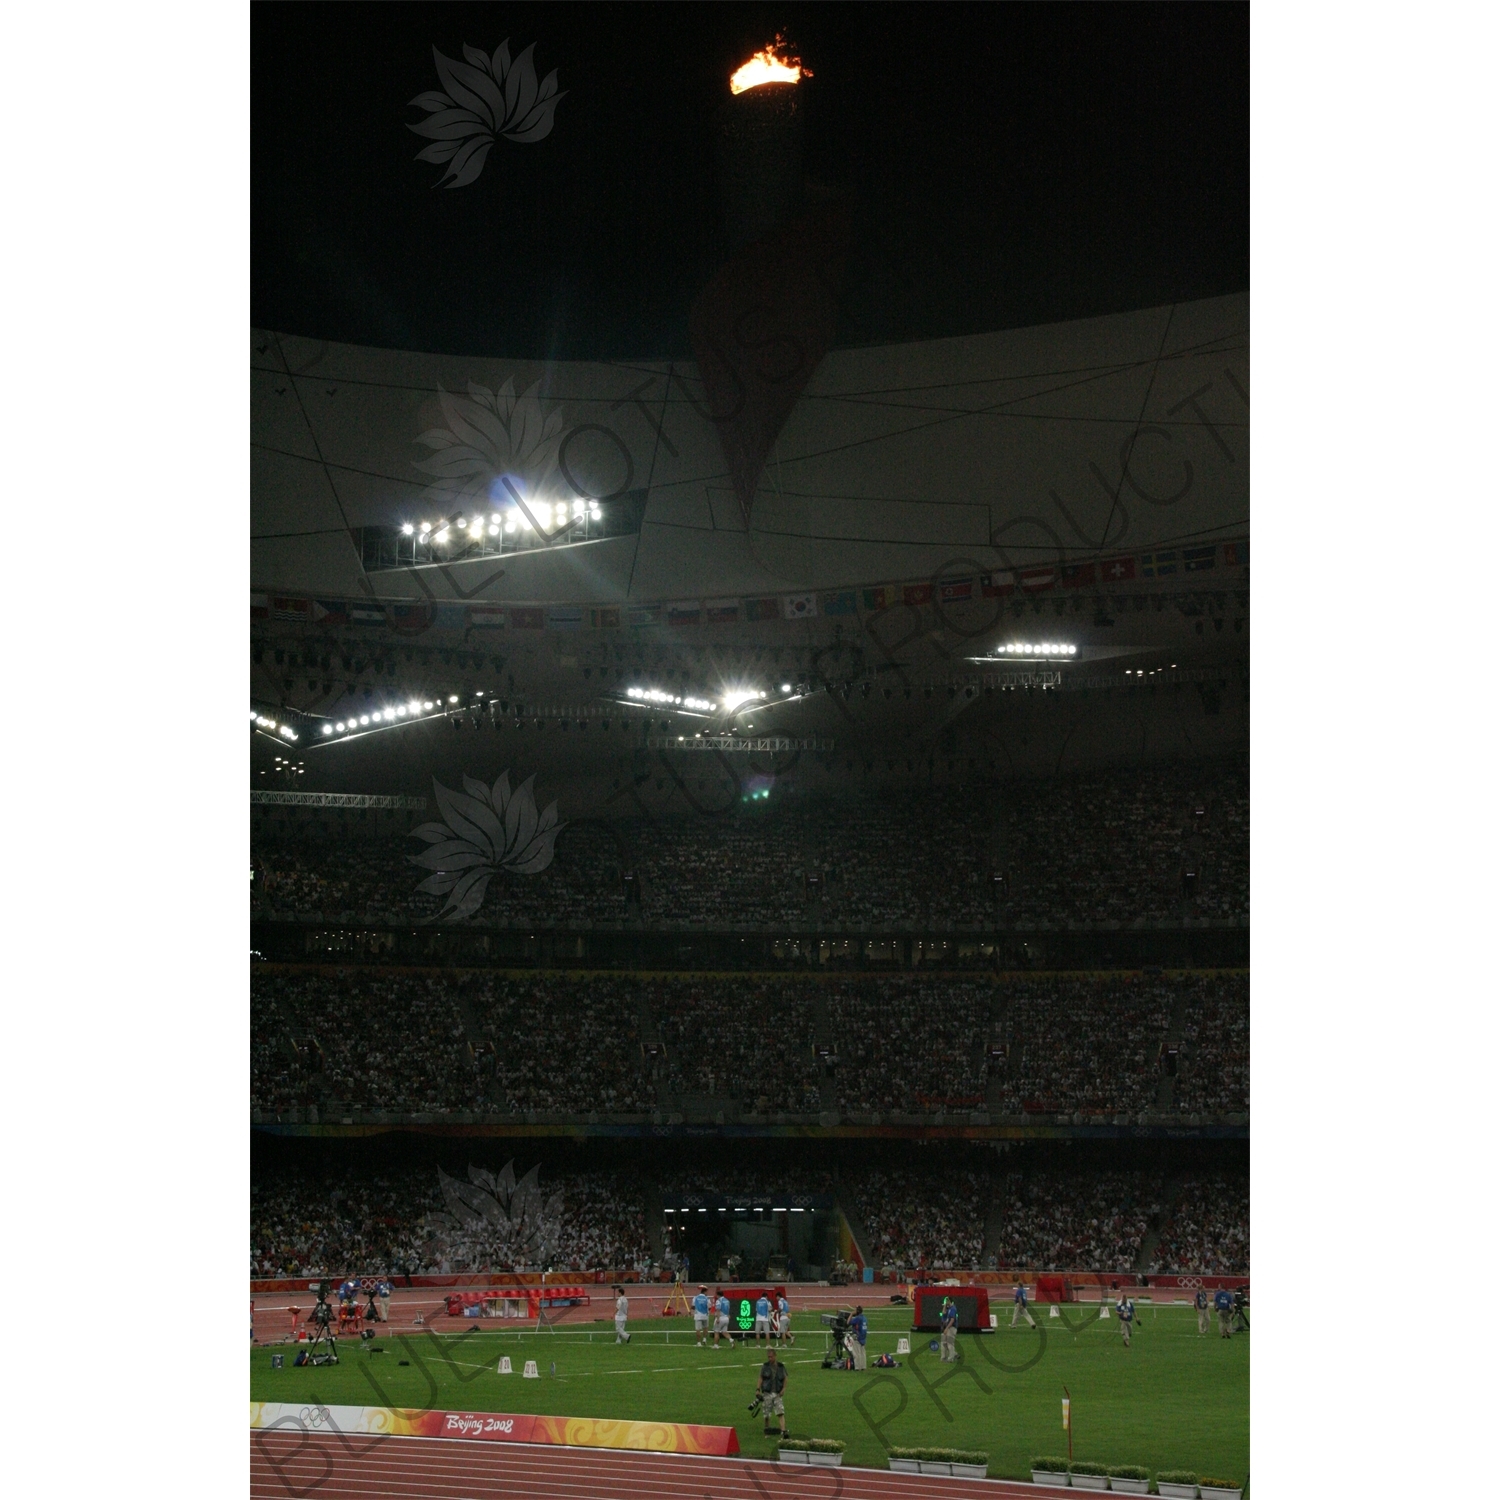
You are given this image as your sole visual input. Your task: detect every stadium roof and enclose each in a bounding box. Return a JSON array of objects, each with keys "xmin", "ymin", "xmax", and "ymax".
[{"xmin": 253, "ymin": 292, "xmax": 1247, "ymax": 607}]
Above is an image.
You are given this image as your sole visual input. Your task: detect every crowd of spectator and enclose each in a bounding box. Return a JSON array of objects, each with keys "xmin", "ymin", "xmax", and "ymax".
[
  {"xmin": 252, "ymin": 821, "xmax": 628, "ymax": 926},
  {"xmin": 248, "ymin": 1159, "xmax": 1246, "ymax": 1278},
  {"xmin": 997, "ymin": 975, "xmax": 1176, "ymax": 1115},
  {"xmin": 1151, "ymin": 1173, "xmax": 1250, "ymax": 1275},
  {"xmin": 639, "ymin": 823, "xmax": 806, "ymax": 926},
  {"xmin": 253, "ymin": 968, "xmax": 1249, "ymax": 1120},
  {"xmin": 250, "ymin": 760, "xmax": 1248, "ymax": 930},
  {"xmin": 829, "ymin": 978, "xmax": 991, "ymax": 1112},
  {"xmin": 250, "ymin": 1163, "xmax": 649, "ymax": 1277},
  {"xmin": 1175, "ymin": 978, "xmax": 1250, "ymax": 1113},
  {"xmin": 850, "ymin": 1166, "xmax": 991, "ymax": 1270},
  {"xmin": 1003, "ymin": 760, "xmax": 1249, "ymax": 926},
  {"xmin": 474, "ymin": 975, "xmax": 655, "ymax": 1114},
  {"xmin": 652, "ymin": 978, "xmax": 822, "ymax": 1112},
  {"xmin": 989, "ymin": 1169, "xmax": 1164, "ymax": 1272},
  {"xmin": 252, "ymin": 971, "xmax": 483, "ymax": 1113},
  {"xmin": 809, "ymin": 790, "xmax": 994, "ymax": 926}
]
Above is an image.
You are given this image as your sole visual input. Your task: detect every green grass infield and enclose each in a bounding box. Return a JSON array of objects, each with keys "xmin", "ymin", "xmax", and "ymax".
[{"xmin": 250, "ymin": 1305, "xmax": 1248, "ymax": 1481}]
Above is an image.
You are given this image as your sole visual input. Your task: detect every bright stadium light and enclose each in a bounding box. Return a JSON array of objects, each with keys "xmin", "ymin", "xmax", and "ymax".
[
  {"xmin": 400, "ymin": 523, "xmax": 414, "ymax": 535},
  {"xmin": 321, "ymin": 724, "xmax": 332, "ymax": 735},
  {"xmin": 359, "ymin": 715, "xmax": 370, "ymax": 726},
  {"xmin": 722, "ymin": 688, "xmax": 765, "ymax": 713}
]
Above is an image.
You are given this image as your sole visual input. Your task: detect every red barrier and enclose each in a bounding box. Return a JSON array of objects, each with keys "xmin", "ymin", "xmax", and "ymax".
[{"xmin": 911, "ymin": 1285, "xmax": 992, "ymax": 1331}]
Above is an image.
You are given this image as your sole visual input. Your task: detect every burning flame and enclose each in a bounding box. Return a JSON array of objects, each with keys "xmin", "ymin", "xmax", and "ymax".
[{"xmin": 729, "ymin": 37, "xmax": 809, "ymax": 95}]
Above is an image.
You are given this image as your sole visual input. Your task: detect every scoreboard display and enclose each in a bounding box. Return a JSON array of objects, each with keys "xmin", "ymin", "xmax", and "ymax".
[
  {"xmin": 912, "ymin": 1286, "xmax": 992, "ymax": 1332},
  {"xmin": 720, "ymin": 1286, "xmax": 787, "ymax": 1335}
]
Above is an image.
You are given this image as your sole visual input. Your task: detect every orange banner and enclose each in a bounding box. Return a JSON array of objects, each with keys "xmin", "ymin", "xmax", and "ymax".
[{"xmin": 251, "ymin": 1403, "xmax": 739, "ymax": 1457}]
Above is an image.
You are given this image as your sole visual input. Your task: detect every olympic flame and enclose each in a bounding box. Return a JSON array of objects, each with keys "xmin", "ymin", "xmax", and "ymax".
[{"xmin": 729, "ymin": 37, "xmax": 809, "ymax": 95}]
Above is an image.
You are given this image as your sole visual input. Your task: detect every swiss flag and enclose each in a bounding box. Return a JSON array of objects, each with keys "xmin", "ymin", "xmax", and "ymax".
[{"xmin": 1099, "ymin": 556, "xmax": 1137, "ymax": 583}]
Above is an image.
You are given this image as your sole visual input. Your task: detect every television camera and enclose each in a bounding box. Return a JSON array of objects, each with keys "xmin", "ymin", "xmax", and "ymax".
[
  {"xmin": 297, "ymin": 1280, "xmax": 340, "ymax": 1366},
  {"xmin": 820, "ymin": 1309, "xmax": 853, "ymax": 1369}
]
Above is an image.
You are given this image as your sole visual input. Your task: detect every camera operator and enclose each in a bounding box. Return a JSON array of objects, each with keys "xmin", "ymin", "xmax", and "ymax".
[
  {"xmin": 755, "ymin": 1347, "xmax": 788, "ymax": 1438},
  {"xmin": 939, "ymin": 1296, "xmax": 959, "ymax": 1362},
  {"xmin": 848, "ymin": 1305, "xmax": 868, "ymax": 1370}
]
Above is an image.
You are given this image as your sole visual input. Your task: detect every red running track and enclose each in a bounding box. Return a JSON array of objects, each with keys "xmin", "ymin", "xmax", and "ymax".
[{"xmin": 250, "ymin": 1430, "xmax": 1073, "ymax": 1500}]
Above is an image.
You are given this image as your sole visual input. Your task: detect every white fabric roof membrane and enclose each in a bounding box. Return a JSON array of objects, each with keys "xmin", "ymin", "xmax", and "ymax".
[{"xmin": 251, "ymin": 292, "xmax": 1246, "ymax": 605}]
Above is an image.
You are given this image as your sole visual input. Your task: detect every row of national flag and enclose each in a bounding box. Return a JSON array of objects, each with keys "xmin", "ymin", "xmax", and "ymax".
[{"xmin": 252, "ymin": 540, "xmax": 1245, "ymax": 634}]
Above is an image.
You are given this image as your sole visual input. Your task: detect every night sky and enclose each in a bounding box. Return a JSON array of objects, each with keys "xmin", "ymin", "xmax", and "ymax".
[{"xmin": 253, "ymin": 2, "xmax": 1248, "ymax": 361}]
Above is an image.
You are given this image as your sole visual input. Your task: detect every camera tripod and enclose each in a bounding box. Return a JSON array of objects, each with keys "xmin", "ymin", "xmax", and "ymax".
[{"xmin": 304, "ymin": 1303, "xmax": 340, "ymax": 1365}]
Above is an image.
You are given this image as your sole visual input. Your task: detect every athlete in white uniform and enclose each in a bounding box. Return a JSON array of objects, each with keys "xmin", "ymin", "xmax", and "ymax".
[{"xmin": 614, "ymin": 1287, "xmax": 631, "ymax": 1344}]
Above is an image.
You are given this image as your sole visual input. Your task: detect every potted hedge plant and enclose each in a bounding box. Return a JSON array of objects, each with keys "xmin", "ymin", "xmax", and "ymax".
[
  {"xmin": 1198, "ymin": 1479, "xmax": 1242, "ymax": 1500},
  {"xmin": 948, "ymin": 1449, "xmax": 989, "ymax": 1480},
  {"xmin": 1156, "ymin": 1472, "xmax": 1199, "ymax": 1499},
  {"xmin": 1030, "ymin": 1455, "xmax": 1071, "ymax": 1486},
  {"xmin": 889, "ymin": 1448, "xmax": 923, "ymax": 1475},
  {"xmin": 776, "ymin": 1439, "xmax": 845, "ymax": 1467},
  {"xmin": 1106, "ymin": 1465, "xmax": 1150, "ymax": 1494},
  {"xmin": 1068, "ymin": 1460, "xmax": 1109, "ymax": 1491},
  {"xmin": 889, "ymin": 1447, "xmax": 985, "ymax": 1477}
]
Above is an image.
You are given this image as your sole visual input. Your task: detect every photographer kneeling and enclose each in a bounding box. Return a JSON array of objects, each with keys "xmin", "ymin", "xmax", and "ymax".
[{"xmin": 754, "ymin": 1347, "xmax": 788, "ymax": 1438}]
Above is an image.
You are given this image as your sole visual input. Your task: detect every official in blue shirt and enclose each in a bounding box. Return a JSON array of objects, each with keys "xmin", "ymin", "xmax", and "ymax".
[
  {"xmin": 848, "ymin": 1306, "xmax": 869, "ymax": 1370},
  {"xmin": 1115, "ymin": 1294, "xmax": 1135, "ymax": 1347},
  {"xmin": 377, "ymin": 1278, "xmax": 392, "ymax": 1323},
  {"xmin": 1011, "ymin": 1282, "xmax": 1037, "ymax": 1328},
  {"xmin": 939, "ymin": 1296, "xmax": 959, "ymax": 1362},
  {"xmin": 755, "ymin": 1294, "xmax": 772, "ymax": 1344},
  {"xmin": 692, "ymin": 1287, "xmax": 711, "ymax": 1346},
  {"xmin": 713, "ymin": 1291, "xmax": 731, "ymax": 1347},
  {"xmin": 776, "ymin": 1294, "xmax": 794, "ymax": 1346},
  {"xmin": 1214, "ymin": 1288, "xmax": 1234, "ymax": 1338}
]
